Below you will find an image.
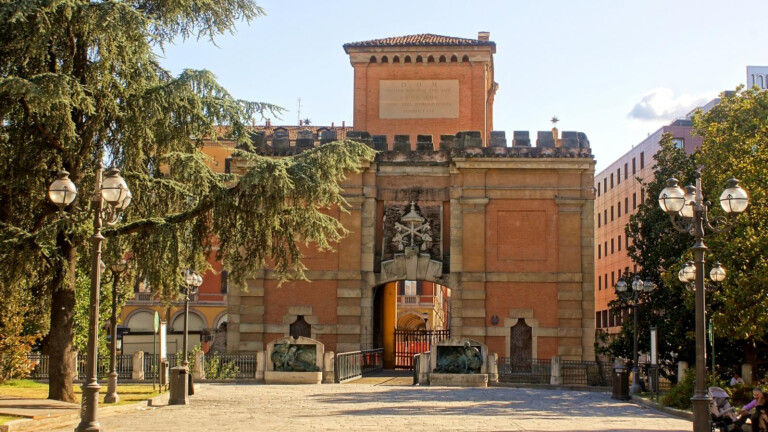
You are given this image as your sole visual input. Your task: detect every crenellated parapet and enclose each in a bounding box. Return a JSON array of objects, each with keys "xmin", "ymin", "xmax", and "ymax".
[{"xmin": 231, "ymin": 129, "xmax": 592, "ymax": 163}]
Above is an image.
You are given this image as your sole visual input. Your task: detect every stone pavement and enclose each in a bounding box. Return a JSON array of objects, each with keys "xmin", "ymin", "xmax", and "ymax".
[{"xmin": 40, "ymin": 383, "xmax": 692, "ymax": 432}]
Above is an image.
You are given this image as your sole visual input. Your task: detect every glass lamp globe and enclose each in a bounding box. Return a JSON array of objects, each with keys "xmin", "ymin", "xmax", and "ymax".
[
  {"xmin": 682, "ymin": 261, "xmax": 696, "ymax": 282},
  {"xmin": 680, "ymin": 186, "xmax": 696, "ymax": 219},
  {"xmin": 720, "ymin": 178, "xmax": 749, "ymax": 214},
  {"xmin": 658, "ymin": 178, "xmax": 686, "ymax": 214},
  {"xmin": 48, "ymin": 170, "xmax": 78, "ymax": 208},
  {"xmin": 642, "ymin": 278, "xmax": 655, "ymax": 292},
  {"xmin": 101, "ymin": 168, "xmax": 130, "ymax": 207},
  {"xmin": 710, "ymin": 262, "xmax": 726, "ymax": 283},
  {"xmin": 616, "ymin": 280, "xmax": 628, "ymax": 293}
]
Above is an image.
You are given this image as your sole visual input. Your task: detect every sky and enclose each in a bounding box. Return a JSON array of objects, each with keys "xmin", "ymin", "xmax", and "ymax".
[{"xmin": 157, "ymin": 0, "xmax": 766, "ymax": 173}]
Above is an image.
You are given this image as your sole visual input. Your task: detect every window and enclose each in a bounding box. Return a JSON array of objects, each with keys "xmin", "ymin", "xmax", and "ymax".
[
  {"xmin": 596, "ymin": 311, "xmax": 602, "ymax": 327},
  {"xmin": 633, "ymin": 192, "xmax": 637, "ymax": 209},
  {"xmin": 598, "ymin": 213, "xmax": 601, "ymax": 228},
  {"xmin": 632, "ymin": 158, "xmax": 636, "ymax": 174},
  {"xmin": 625, "ymin": 235, "xmax": 629, "ymax": 249},
  {"xmin": 609, "ymin": 310, "xmax": 615, "ymax": 327},
  {"xmin": 611, "ymin": 206, "xmax": 614, "ymax": 221},
  {"xmin": 404, "ymin": 280, "xmax": 417, "ymax": 296},
  {"xmin": 640, "ymin": 152, "xmax": 645, "ymax": 169},
  {"xmin": 672, "ymin": 138, "xmax": 684, "ymax": 149},
  {"xmin": 611, "ymin": 271, "xmax": 615, "ymax": 287},
  {"xmin": 618, "ymin": 235, "xmax": 622, "ymax": 251},
  {"xmin": 641, "ymin": 188, "xmax": 645, "ymax": 204},
  {"xmin": 597, "ymin": 183, "xmax": 601, "ymax": 197},
  {"xmin": 604, "ymin": 243, "xmax": 607, "ymax": 257},
  {"xmin": 220, "ymin": 270, "xmax": 229, "ymax": 294},
  {"xmin": 617, "ymin": 168, "xmax": 621, "ymax": 184},
  {"xmin": 625, "ymin": 197, "xmax": 629, "ymax": 214},
  {"xmin": 598, "ymin": 275, "xmax": 602, "ymax": 291},
  {"xmin": 604, "ymin": 210, "xmax": 607, "ymax": 224},
  {"xmin": 611, "ymin": 238, "xmax": 615, "ymax": 254},
  {"xmin": 598, "ymin": 244, "xmax": 602, "ymax": 259},
  {"xmin": 604, "ymin": 178, "xmax": 607, "ymax": 193},
  {"xmin": 617, "ymin": 201, "xmax": 621, "ymax": 217},
  {"xmin": 624, "ymin": 163, "xmax": 628, "ymax": 180},
  {"xmin": 610, "ymin": 173, "xmax": 614, "ymax": 189}
]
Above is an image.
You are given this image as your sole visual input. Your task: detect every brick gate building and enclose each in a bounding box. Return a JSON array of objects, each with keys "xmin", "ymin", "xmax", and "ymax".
[{"xmin": 221, "ymin": 32, "xmax": 597, "ymax": 364}]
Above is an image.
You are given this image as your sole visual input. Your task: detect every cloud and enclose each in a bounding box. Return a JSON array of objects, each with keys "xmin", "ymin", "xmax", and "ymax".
[{"xmin": 627, "ymin": 88, "xmax": 715, "ymax": 121}]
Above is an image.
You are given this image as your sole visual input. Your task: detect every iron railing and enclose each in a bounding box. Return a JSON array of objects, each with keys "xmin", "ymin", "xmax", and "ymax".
[
  {"xmin": 334, "ymin": 348, "xmax": 384, "ymax": 382},
  {"xmin": 203, "ymin": 353, "xmax": 256, "ymax": 380},
  {"xmin": 394, "ymin": 329, "xmax": 450, "ymax": 369},
  {"xmin": 561, "ymin": 360, "xmax": 613, "ymax": 386},
  {"xmin": 497, "ymin": 357, "xmax": 551, "ymax": 384}
]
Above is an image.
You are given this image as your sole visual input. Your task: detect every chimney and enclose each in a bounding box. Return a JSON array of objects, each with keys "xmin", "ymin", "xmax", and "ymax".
[
  {"xmin": 478, "ymin": 31, "xmax": 490, "ymax": 41},
  {"xmin": 331, "ymin": 121, "xmax": 335, "ymax": 128},
  {"xmin": 342, "ymin": 120, "xmax": 346, "ymax": 128},
  {"xmin": 265, "ymin": 119, "xmax": 271, "ymax": 127}
]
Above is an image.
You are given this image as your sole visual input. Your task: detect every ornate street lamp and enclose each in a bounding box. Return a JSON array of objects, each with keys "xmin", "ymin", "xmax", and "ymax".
[
  {"xmin": 182, "ymin": 270, "xmax": 203, "ymax": 368},
  {"xmin": 48, "ymin": 166, "xmax": 131, "ymax": 432},
  {"xmin": 615, "ymin": 275, "xmax": 655, "ymax": 394},
  {"xmin": 658, "ymin": 172, "xmax": 748, "ymax": 432},
  {"xmin": 104, "ymin": 259, "xmax": 127, "ymax": 404}
]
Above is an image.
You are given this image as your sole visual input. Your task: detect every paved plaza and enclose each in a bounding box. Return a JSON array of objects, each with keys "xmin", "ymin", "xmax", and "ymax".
[{"xmin": 42, "ymin": 381, "xmax": 691, "ymax": 432}]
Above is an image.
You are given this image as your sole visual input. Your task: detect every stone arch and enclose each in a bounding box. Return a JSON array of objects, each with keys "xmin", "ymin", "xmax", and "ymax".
[
  {"xmin": 124, "ymin": 309, "xmax": 156, "ymax": 332},
  {"xmin": 427, "ymin": 55, "xmax": 434, "ymax": 63},
  {"xmin": 450, "ymin": 54, "xmax": 458, "ymax": 63},
  {"xmin": 369, "ymin": 55, "xmax": 377, "ymax": 64},
  {"xmin": 396, "ymin": 312, "xmax": 426, "ymax": 330},
  {"xmin": 170, "ymin": 309, "xmax": 207, "ymax": 332},
  {"xmin": 439, "ymin": 55, "xmax": 446, "ymax": 63},
  {"xmin": 415, "ymin": 55, "xmax": 423, "ymax": 63},
  {"xmin": 404, "ymin": 55, "xmax": 411, "ymax": 63},
  {"xmin": 393, "ymin": 55, "xmax": 400, "ymax": 63},
  {"xmin": 381, "ymin": 55, "xmax": 388, "ymax": 63},
  {"xmin": 213, "ymin": 311, "xmax": 228, "ymax": 330},
  {"xmin": 462, "ymin": 55, "xmax": 470, "ymax": 62}
]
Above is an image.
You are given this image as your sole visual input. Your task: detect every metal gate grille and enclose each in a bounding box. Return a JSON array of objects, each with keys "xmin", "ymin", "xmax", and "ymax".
[{"xmin": 394, "ymin": 329, "xmax": 450, "ymax": 369}]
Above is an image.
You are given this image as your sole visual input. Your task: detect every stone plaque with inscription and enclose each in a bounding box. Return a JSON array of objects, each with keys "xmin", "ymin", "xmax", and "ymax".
[{"xmin": 379, "ymin": 80, "xmax": 459, "ymax": 119}]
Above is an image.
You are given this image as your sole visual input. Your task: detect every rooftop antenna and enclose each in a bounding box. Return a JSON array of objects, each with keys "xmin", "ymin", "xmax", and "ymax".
[{"xmin": 297, "ymin": 98, "xmax": 302, "ymax": 125}]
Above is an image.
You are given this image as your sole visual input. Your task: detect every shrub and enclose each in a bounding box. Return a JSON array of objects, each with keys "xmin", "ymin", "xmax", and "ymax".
[{"xmin": 662, "ymin": 367, "xmax": 695, "ymax": 410}]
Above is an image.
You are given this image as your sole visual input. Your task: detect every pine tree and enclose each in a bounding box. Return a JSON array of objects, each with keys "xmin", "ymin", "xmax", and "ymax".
[{"xmin": 0, "ymin": 0, "xmax": 374, "ymax": 401}]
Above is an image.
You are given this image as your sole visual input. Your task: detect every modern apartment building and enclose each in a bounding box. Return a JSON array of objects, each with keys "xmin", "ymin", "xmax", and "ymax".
[{"xmin": 594, "ymin": 119, "xmax": 703, "ymax": 333}]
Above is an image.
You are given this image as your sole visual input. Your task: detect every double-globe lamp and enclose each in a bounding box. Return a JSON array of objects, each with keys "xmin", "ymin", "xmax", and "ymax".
[
  {"xmin": 48, "ymin": 167, "xmax": 131, "ymax": 432},
  {"xmin": 616, "ymin": 275, "xmax": 655, "ymax": 394},
  {"xmin": 658, "ymin": 175, "xmax": 748, "ymax": 432}
]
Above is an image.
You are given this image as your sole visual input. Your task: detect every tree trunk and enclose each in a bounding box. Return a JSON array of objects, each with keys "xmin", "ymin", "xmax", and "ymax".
[{"xmin": 44, "ymin": 232, "xmax": 77, "ymax": 403}]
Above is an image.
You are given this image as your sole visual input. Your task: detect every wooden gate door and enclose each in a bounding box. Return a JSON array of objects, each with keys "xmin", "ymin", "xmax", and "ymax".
[{"xmin": 394, "ymin": 329, "xmax": 450, "ymax": 369}]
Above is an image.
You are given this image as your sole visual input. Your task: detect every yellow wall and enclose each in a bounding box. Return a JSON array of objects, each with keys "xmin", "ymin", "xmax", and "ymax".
[{"xmin": 382, "ymin": 282, "xmax": 397, "ymax": 368}]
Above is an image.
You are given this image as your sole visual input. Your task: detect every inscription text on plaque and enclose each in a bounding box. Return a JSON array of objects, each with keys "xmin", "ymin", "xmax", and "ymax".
[{"xmin": 379, "ymin": 80, "xmax": 459, "ymax": 119}]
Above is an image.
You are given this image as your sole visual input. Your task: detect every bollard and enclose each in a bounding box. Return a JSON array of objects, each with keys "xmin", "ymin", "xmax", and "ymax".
[{"xmin": 168, "ymin": 366, "xmax": 189, "ymax": 405}]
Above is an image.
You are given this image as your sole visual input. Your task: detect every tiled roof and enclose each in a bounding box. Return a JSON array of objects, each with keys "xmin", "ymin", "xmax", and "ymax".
[{"xmin": 344, "ymin": 34, "xmax": 495, "ymax": 50}]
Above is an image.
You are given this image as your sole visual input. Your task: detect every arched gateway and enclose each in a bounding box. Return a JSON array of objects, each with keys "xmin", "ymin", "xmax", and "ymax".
[{"xmin": 225, "ymin": 32, "xmax": 596, "ymax": 362}]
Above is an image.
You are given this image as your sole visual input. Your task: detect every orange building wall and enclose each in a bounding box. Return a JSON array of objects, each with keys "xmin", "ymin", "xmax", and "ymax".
[{"xmin": 352, "ymin": 61, "xmax": 492, "ymax": 146}]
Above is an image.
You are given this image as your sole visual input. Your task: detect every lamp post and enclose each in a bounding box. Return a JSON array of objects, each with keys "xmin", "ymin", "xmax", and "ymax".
[
  {"xmin": 104, "ymin": 259, "xmax": 128, "ymax": 404},
  {"xmin": 658, "ymin": 172, "xmax": 748, "ymax": 432},
  {"xmin": 48, "ymin": 166, "xmax": 131, "ymax": 432},
  {"xmin": 615, "ymin": 275, "xmax": 655, "ymax": 394},
  {"xmin": 182, "ymin": 270, "xmax": 203, "ymax": 368}
]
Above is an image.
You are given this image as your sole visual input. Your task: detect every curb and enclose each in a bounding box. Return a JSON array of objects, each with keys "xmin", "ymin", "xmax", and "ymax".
[
  {"xmin": 630, "ymin": 395, "xmax": 693, "ymax": 421},
  {"xmin": 0, "ymin": 393, "xmax": 169, "ymax": 432}
]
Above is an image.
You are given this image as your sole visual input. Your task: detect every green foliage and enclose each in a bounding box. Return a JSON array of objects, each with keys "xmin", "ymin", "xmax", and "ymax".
[
  {"xmin": 607, "ymin": 135, "xmax": 697, "ymax": 369},
  {"xmin": 0, "ymin": 0, "xmax": 375, "ymax": 400},
  {"xmin": 729, "ymin": 384, "xmax": 755, "ymax": 407},
  {"xmin": 662, "ymin": 367, "xmax": 695, "ymax": 410},
  {"xmin": 0, "ymin": 300, "xmax": 40, "ymax": 382},
  {"xmin": 693, "ymin": 88, "xmax": 768, "ymax": 343},
  {"xmin": 203, "ymin": 352, "xmax": 239, "ymax": 380}
]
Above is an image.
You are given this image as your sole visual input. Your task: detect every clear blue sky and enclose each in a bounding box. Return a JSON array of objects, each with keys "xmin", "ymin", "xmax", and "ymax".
[{"xmin": 158, "ymin": 0, "xmax": 765, "ymax": 172}]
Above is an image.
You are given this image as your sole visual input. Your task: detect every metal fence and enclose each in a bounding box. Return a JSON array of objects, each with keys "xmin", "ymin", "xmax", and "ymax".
[
  {"xmin": 497, "ymin": 357, "xmax": 551, "ymax": 384},
  {"xmin": 334, "ymin": 348, "xmax": 384, "ymax": 382},
  {"xmin": 203, "ymin": 353, "xmax": 257, "ymax": 380},
  {"xmin": 394, "ymin": 329, "xmax": 450, "ymax": 369},
  {"xmin": 561, "ymin": 360, "xmax": 613, "ymax": 386}
]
